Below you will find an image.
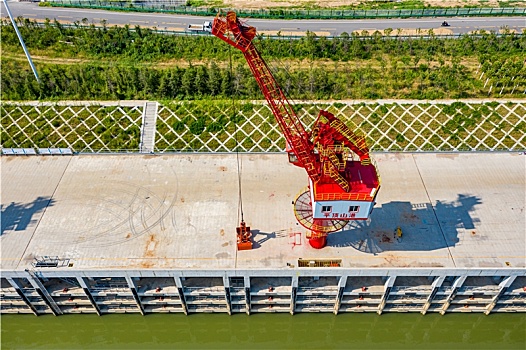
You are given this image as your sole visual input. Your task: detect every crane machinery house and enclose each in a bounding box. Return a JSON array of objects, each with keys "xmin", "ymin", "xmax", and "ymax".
[{"xmin": 212, "ymin": 12, "xmax": 381, "ymax": 249}]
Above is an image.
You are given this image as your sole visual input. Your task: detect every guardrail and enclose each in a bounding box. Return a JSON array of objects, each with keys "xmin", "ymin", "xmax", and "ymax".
[{"xmin": 47, "ymin": 1, "xmax": 526, "ymax": 20}]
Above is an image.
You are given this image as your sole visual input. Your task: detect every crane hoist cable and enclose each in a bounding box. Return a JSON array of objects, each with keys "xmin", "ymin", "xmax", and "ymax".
[
  {"xmin": 228, "ymin": 43, "xmax": 244, "ymax": 224},
  {"xmin": 228, "ymin": 45, "xmax": 252, "ymax": 252}
]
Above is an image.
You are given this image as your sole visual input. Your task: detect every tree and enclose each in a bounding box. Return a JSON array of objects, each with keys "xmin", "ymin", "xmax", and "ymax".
[
  {"xmin": 194, "ymin": 65, "xmax": 209, "ymax": 96},
  {"xmin": 181, "ymin": 66, "xmax": 196, "ymax": 98},
  {"xmin": 208, "ymin": 61, "xmax": 222, "ymax": 96},
  {"xmin": 220, "ymin": 69, "xmax": 233, "ymax": 97}
]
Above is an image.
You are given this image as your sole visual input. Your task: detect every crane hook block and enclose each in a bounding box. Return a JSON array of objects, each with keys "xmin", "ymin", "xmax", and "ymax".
[{"xmin": 236, "ymin": 221, "xmax": 252, "ymax": 251}]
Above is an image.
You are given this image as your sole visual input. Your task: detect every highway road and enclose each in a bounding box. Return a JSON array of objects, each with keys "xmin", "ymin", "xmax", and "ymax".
[{"xmin": 2, "ymin": 0, "xmax": 525, "ymax": 36}]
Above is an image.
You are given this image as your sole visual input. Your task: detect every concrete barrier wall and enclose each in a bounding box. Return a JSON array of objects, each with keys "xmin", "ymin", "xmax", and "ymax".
[{"xmin": 2, "ymin": 268, "xmax": 524, "ymax": 315}]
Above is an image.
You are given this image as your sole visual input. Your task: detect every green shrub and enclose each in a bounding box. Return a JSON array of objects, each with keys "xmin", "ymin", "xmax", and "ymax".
[
  {"xmin": 172, "ymin": 121, "xmax": 186, "ymax": 132},
  {"xmin": 189, "ymin": 118, "xmax": 206, "ymax": 135}
]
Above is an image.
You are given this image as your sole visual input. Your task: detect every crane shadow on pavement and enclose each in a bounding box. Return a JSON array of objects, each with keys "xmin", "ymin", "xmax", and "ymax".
[
  {"xmin": 1, "ymin": 196, "xmax": 55, "ymax": 236},
  {"xmin": 251, "ymin": 229, "xmax": 291, "ymax": 249},
  {"xmin": 328, "ymin": 194, "xmax": 482, "ymax": 253}
]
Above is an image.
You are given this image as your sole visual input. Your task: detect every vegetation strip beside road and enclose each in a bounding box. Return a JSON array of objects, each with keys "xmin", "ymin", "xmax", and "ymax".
[{"xmin": 1, "ymin": 20, "xmax": 525, "ymax": 101}]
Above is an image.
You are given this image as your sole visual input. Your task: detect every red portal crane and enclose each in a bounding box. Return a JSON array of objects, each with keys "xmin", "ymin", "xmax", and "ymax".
[{"xmin": 212, "ymin": 12, "xmax": 381, "ymax": 249}]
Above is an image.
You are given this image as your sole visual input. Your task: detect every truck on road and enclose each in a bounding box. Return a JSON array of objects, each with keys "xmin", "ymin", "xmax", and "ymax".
[{"xmin": 187, "ymin": 21, "xmax": 212, "ymax": 33}]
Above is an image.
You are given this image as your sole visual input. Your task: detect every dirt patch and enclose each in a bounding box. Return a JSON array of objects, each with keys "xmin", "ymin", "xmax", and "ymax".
[
  {"xmin": 140, "ymin": 260, "xmax": 154, "ymax": 268},
  {"xmin": 218, "ymin": 166, "xmax": 228, "ymax": 171},
  {"xmin": 409, "ymin": 261, "xmax": 444, "ymax": 267},
  {"xmin": 499, "ymin": 28, "xmax": 518, "ymax": 34},
  {"xmin": 378, "ymin": 253, "xmax": 409, "ymax": 267},
  {"xmin": 258, "ymin": 30, "xmax": 331, "ymax": 37},
  {"xmin": 436, "ymin": 153, "xmax": 460, "ymax": 160},
  {"xmin": 381, "ymin": 234, "xmax": 392, "ymax": 243},
  {"xmin": 1, "ymin": 53, "xmax": 93, "ymax": 65},
  {"xmin": 354, "ymin": 28, "xmax": 453, "ymax": 36},
  {"xmin": 223, "ymin": 1, "xmax": 355, "ymax": 9},
  {"xmin": 143, "ymin": 234, "xmax": 158, "ymax": 258},
  {"xmin": 4, "ymin": 53, "xmax": 216, "ymax": 69},
  {"xmin": 221, "ymin": 0, "xmax": 511, "ymax": 10},
  {"xmin": 402, "ymin": 212, "xmax": 419, "ymax": 223},
  {"xmin": 4, "ymin": 52, "xmax": 474, "ymax": 72},
  {"xmin": 424, "ymin": 0, "xmax": 501, "ymax": 7}
]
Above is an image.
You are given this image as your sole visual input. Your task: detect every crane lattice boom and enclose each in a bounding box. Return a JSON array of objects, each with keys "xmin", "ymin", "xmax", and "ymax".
[{"xmin": 212, "ymin": 12, "xmax": 320, "ymax": 182}]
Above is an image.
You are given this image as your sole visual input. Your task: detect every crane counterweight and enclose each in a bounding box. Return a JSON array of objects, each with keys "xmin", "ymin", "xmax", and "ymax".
[{"xmin": 212, "ymin": 12, "xmax": 381, "ymax": 248}]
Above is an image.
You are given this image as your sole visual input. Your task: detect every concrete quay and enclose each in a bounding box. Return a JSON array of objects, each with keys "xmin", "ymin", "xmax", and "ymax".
[{"xmin": 1, "ymin": 152, "xmax": 524, "ymax": 315}]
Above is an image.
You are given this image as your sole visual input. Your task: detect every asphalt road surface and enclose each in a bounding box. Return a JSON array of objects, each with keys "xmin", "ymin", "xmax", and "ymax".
[{"xmin": 2, "ymin": 1, "xmax": 525, "ymax": 36}]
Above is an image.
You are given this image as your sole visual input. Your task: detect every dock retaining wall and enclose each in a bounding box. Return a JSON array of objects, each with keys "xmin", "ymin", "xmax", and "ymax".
[{"xmin": 1, "ymin": 268, "xmax": 524, "ymax": 315}]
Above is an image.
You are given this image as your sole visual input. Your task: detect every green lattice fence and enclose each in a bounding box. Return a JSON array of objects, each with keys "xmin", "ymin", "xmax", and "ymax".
[
  {"xmin": 155, "ymin": 100, "xmax": 526, "ymax": 153},
  {"xmin": 2, "ymin": 100, "xmax": 525, "ymax": 153},
  {"xmin": 0, "ymin": 102, "xmax": 143, "ymax": 152}
]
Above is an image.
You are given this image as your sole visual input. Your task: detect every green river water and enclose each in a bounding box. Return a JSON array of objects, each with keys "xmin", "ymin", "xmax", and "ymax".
[{"xmin": 1, "ymin": 313, "xmax": 525, "ymax": 349}]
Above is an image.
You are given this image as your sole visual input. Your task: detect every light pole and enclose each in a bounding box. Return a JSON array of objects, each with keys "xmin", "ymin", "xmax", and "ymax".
[{"xmin": 1, "ymin": 0, "xmax": 41, "ymax": 83}]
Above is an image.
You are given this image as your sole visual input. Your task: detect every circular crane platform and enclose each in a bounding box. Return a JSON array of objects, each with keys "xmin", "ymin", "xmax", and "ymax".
[{"xmin": 293, "ymin": 188, "xmax": 348, "ymax": 248}]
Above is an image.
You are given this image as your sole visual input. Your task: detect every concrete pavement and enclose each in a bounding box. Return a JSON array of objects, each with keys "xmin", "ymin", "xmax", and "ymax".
[{"xmin": 1, "ymin": 152, "xmax": 524, "ymax": 271}]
